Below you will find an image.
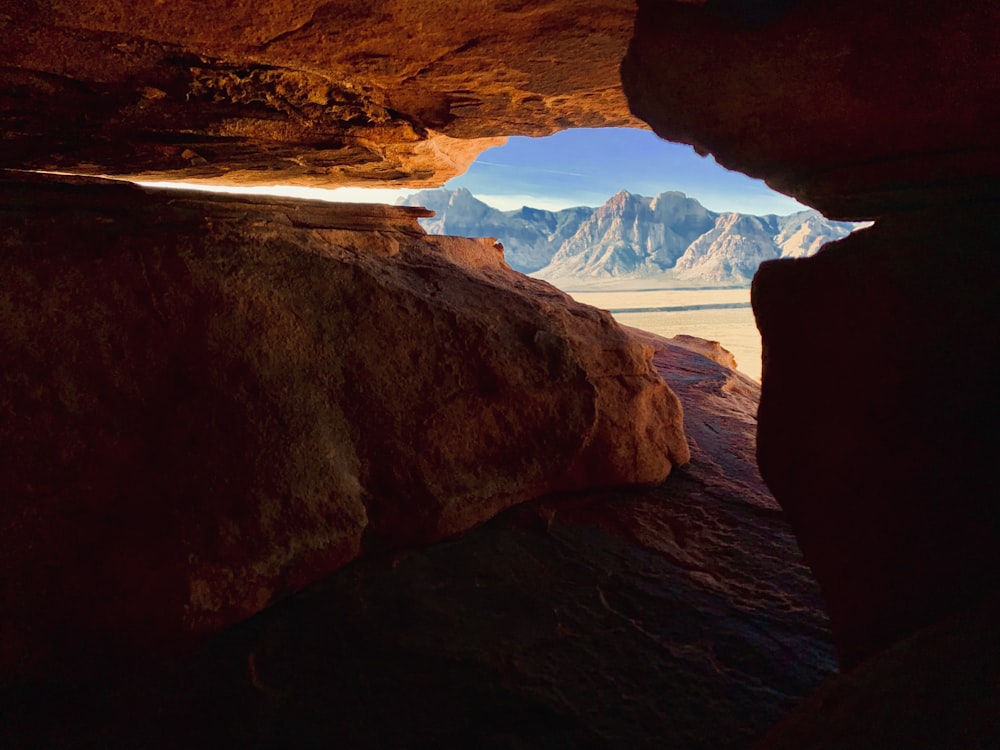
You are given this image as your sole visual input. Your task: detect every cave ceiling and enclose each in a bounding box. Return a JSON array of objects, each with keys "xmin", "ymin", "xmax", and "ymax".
[
  {"xmin": 1, "ymin": 0, "xmax": 996, "ymax": 217},
  {"xmin": 0, "ymin": 0, "xmax": 641, "ymax": 187}
]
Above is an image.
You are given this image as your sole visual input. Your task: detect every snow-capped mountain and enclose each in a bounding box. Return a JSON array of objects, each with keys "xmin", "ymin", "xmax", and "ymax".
[
  {"xmin": 400, "ymin": 187, "xmax": 588, "ymax": 273},
  {"xmin": 671, "ymin": 213, "xmax": 783, "ymax": 285},
  {"xmin": 774, "ymin": 210, "xmax": 857, "ymax": 258},
  {"xmin": 399, "ymin": 188, "xmax": 859, "ymax": 285},
  {"xmin": 542, "ymin": 190, "xmax": 717, "ymax": 278}
]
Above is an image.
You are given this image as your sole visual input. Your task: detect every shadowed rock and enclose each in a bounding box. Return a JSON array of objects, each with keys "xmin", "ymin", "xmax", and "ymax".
[
  {"xmin": 621, "ymin": 0, "xmax": 999, "ymax": 218},
  {"xmin": 0, "ymin": 332, "xmax": 836, "ymax": 750},
  {"xmin": 758, "ymin": 597, "xmax": 1000, "ymax": 750},
  {"xmin": 622, "ymin": 0, "xmax": 1000, "ymax": 667},
  {"xmin": 753, "ymin": 206, "xmax": 1000, "ymax": 667},
  {"xmin": 0, "ymin": 172, "xmax": 687, "ymax": 680}
]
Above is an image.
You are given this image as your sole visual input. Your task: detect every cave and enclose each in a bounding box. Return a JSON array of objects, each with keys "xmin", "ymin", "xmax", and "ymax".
[{"xmin": 1, "ymin": 1, "xmax": 997, "ymax": 748}]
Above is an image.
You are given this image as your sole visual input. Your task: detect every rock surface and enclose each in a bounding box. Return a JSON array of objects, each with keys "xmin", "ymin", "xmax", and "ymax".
[
  {"xmin": 753, "ymin": 205, "xmax": 1000, "ymax": 667},
  {"xmin": 621, "ymin": 0, "xmax": 1000, "ymax": 219},
  {"xmin": 0, "ymin": 332, "xmax": 837, "ymax": 750},
  {"xmin": 0, "ymin": 172, "xmax": 687, "ymax": 680},
  {"xmin": 758, "ymin": 597, "xmax": 1000, "ymax": 750},
  {"xmin": 0, "ymin": 0, "xmax": 639, "ymax": 186},
  {"xmin": 666, "ymin": 333, "xmax": 739, "ymax": 372}
]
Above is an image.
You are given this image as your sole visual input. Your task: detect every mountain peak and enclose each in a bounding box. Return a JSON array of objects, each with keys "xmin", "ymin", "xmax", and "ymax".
[
  {"xmin": 651, "ymin": 190, "xmax": 690, "ymax": 204},
  {"xmin": 600, "ymin": 189, "xmax": 645, "ymax": 216},
  {"xmin": 399, "ymin": 187, "xmax": 859, "ymax": 285}
]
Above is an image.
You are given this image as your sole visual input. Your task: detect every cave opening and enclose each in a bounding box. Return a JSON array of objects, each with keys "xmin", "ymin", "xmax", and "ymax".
[
  {"xmin": 2, "ymin": 0, "xmax": 996, "ymax": 746},
  {"xmin": 131, "ymin": 125, "xmax": 860, "ymax": 381}
]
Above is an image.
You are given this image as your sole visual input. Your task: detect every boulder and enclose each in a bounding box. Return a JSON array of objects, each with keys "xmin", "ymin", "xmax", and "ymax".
[
  {"xmin": 0, "ymin": 172, "xmax": 687, "ymax": 680},
  {"xmin": 667, "ymin": 333, "xmax": 739, "ymax": 372},
  {"xmin": 753, "ymin": 205, "xmax": 1000, "ymax": 666},
  {"xmin": 621, "ymin": 0, "xmax": 999, "ymax": 219},
  {"xmin": 0, "ymin": 332, "xmax": 836, "ymax": 749}
]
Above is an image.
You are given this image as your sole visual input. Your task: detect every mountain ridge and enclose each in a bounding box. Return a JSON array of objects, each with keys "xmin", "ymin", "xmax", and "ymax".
[{"xmin": 400, "ymin": 188, "xmax": 860, "ymax": 286}]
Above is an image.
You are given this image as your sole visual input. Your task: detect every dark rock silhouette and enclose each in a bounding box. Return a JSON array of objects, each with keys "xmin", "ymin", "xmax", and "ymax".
[{"xmin": 0, "ymin": 328, "xmax": 836, "ymax": 750}]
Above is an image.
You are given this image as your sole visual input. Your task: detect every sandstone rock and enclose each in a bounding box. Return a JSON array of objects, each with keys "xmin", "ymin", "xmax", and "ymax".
[
  {"xmin": 0, "ymin": 172, "xmax": 687, "ymax": 680},
  {"xmin": 0, "ymin": 332, "xmax": 836, "ymax": 750},
  {"xmin": 752, "ymin": 205, "xmax": 1000, "ymax": 667},
  {"xmin": 0, "ymin": 0, "xmax": 639, "ymax": 186},
  {"xmin": 667, "ymin": 333, "xmax": 739, "ymax": 372},
  {"xmin": 621, "ymin": 0, "xmax": 1000, "ymax": 218},
  {"xmin": 758, "ymin": 597, "xmax": 1000, "ymax": 750}
]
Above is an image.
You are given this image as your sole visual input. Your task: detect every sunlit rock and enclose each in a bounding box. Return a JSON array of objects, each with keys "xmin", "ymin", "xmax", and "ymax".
[
  {"xmin": 0, "ymin": 0, "xmax": 639, "ymax": 186},
  {"xmin": 0, "ymin": 172, "xmax": 687, "ymax": 679}
]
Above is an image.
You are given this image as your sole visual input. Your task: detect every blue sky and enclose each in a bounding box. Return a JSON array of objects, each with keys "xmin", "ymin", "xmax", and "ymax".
[
  {"xmin": 142, "ymin": 128, "xmax": 808, "ymax": 215},
  {"xmin": 442, "ymin": 128, "xmax": 807, "ymax": 215}
]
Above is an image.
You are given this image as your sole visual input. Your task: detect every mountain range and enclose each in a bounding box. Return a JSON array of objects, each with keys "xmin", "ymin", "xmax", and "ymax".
[{"xmin": 399, "ymin": 188, "xmax": 860, "ymax": 286}]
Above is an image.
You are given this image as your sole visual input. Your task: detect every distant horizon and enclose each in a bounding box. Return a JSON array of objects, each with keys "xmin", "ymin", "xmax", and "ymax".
[
  {"xmin": 406, "ymin": 184, "xmax": 818, "ymax": 218},
  {"xmin": 138, "ymin": 127, "xmax": 811, "ymax": 218},
  {"xmin": 136, "ymin": 180, "xmax": 815, "ymax": 220}
]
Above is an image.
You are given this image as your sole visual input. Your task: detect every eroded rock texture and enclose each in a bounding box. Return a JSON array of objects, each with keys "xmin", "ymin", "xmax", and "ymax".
[
  {"xmin": 0, "ymin": 333, "xmax": 836, "ymax": 750},
  {"xmin": 753, "ymin": 206, "xmax": 1000, "ymax": 667},
  {"xmin": 0, "ymin": 172, "xmax": 687, "ymax": 680},
  {"xmin": 621, "ymin": 0, "xmax": 1000, "ymax": 219},
  {"xmin": 759, "ymin": 596, "xmax": 1000, "ymax": 750},
  {"xmin": 0, "ymin": 0, "xmax": 638, "ymax": 185}
]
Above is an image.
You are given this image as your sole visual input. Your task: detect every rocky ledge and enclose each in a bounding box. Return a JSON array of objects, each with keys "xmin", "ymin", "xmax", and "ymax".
[{"xmin": 0, "ymin": 172, "xmax": 686, "ymax": 681}]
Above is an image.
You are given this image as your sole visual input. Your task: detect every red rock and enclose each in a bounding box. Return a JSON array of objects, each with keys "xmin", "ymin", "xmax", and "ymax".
[
  {"xmin": 667, "ymin": 333, "xmax": 739, "ymax": 372},
  {"xmin": 622, "ymin": 0, "xmax": 1000, "ymax": 679},
  {"xmin": 758, "ymin": 597, "xmax": 1000, "ymax": 750},
  {"xmin": 753, "ymin": 206, "xmax": 1000, "ymax": 667},
  {"xmin": 0, "ymin": 172, "xmax": 687, "ymax": 680},
  {"xmin": 0, "ymin": 0, "xmax": 639, "ymax": 186}
]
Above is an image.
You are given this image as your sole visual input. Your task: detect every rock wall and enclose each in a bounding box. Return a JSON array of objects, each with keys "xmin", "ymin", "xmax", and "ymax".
[
  {"xmin": 0, "ymin": 172, "xmax": 687, "ymax": 680},
  {"xmin": 752, "ymin": 207, "xmax": 1000, "ymax": 666},
  {"xmin": 622, "ymin": 0, "xmax": 1000, "ymax": 668},
  {"xmin": 621, "ymin": 0, "xmax": 999, "ymax": 220}
]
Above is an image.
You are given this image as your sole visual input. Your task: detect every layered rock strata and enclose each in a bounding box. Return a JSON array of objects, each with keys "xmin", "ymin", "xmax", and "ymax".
[
  {"xmin": 0, "ymin": 333, "xmax": 837, "ymax": 750},
  {"xmin": 0, "ymin": 0, "xmax": 638, "ymax": 185},
  {"xmin": 0, "ymin": 172, "xmax": 687, "ymax": 680}
]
